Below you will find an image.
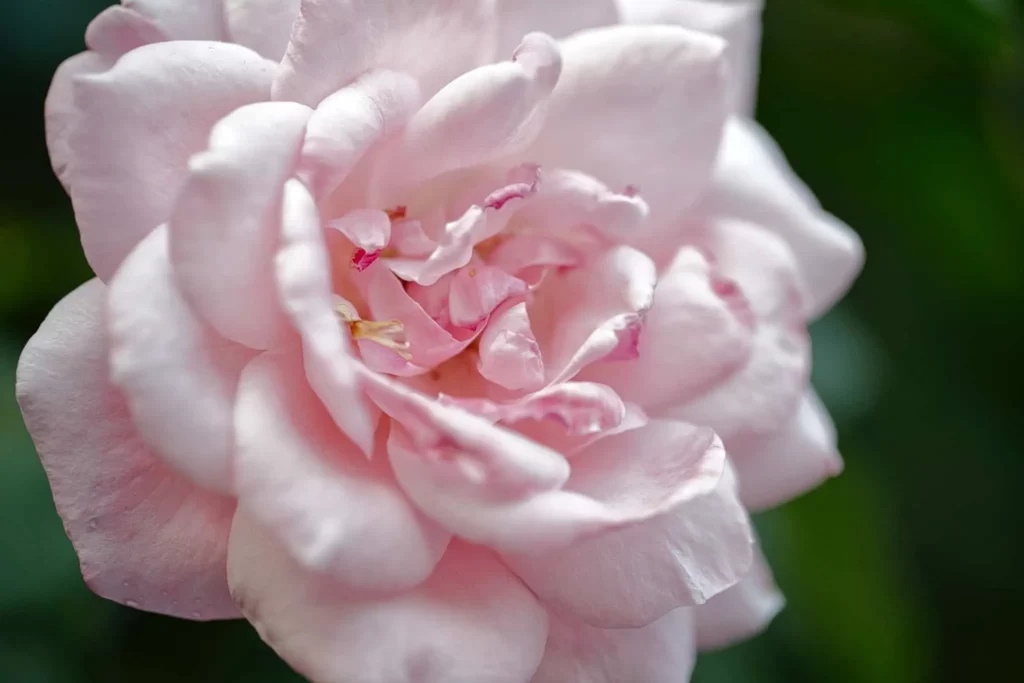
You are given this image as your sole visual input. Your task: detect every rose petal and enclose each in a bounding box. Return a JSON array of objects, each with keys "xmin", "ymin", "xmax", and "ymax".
[
  {"xmin": 45, "ymin": 52, "xmax": 111, "ymax": 191},
  {"xmin": 523, "ymin": 25, "xmax": 728, "ymax": 230},
  {"xmin": 124, "ymin": 0, "xmax": 228, "ymax": 40},
  {"xmin": 477, "ymin": 301, "xmax": 546, "ymax": 391},
  {"xmin": 503, "ymin": 423, "xmax": 752, "ymax": 628},
  {"xmin": 696, "ymin": 543, "xmax": 785, "ymax": 650},
  {"xmin": 85, "ymin": 6, "xmax": 167, "ymax": 60},
  {"xmin": 531, "ymin": 608, "xmax": 696, "ymax": 683},
  {"xmin": 496, "ymin": 0, "xmax": 620, "ymax": 56},
  {"xmin": 227, "ymin": 515, "xmax": 548, "ymax": 683},
  {"xmin": 170, "ymin": 101, "xmax": 312, "ymax": 351},
  {"xmin": 107, "ymin": 226, "xmax": 255, "ymax": 493},
  {"xmin": 225, "ymin": 0, "xmax": 301, "ymax": 61},
  {"xmin": 274, "ymin": 0, "xmax": 498, "ymax": 106},
  {"xmin": 234, "ymin": 351, "xmax": 450, "ymax": 590},
  {"xmin": 17, "ymin": 279, "xmax": 238, "ymax": 620},
  {"xmin": 531, "ymin": 245, "xmax": 657, "ymax": 384},
  {"xmin": 328, "ymin": 209, "xmax": 392, "ymax": 268},
  {"xmin": 580, "ymin": 247, "xmax": 754, "ymax": 412},
  {"xmin": 448, "ymin": 264, "xmax": 527, "ymax": 328},
  {"xmin": 617, "ymin": 0, "xmax": 764, "ymax": 115},
  {"xmin": 712, "ymin": 118, "xmax": 865, "ymax": 318},
  {"xmin": 377, "ymin": 32, "xmax": 561, "ymax": 193},
  {"xmin": 67, "ymin": 41, "xmax": 276, "ymax": 280},
  {"xmin": 276, "ymin": 178, "xmax": 378, "ymax": 454},
  {"xmin": 729, "ymin": 391, "xmax": 844, "ymax": 512}
]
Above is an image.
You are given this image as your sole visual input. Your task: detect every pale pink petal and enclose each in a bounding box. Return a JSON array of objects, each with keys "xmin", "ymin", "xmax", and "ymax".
[
  {"xmin": 730, "ymin": 391, "xmax": 843, "ymax": 512},
  {"xmin": 580, "ymin": 247, "xmax": 754, "ymax": 412},
  {"xmin": 532, "ymin": 245, "xmax": 657, "ymax": 384},
  {"xmin": 274, "ymin": 0, "xmax": 498, "ymax": 106},
  {"xmin": 45, "ymin": 52, "xmax": 111, "ymax": 191},
  {"xmin": 617, "ymin": 0, "xmax": 764, "ymax": 115},
  {"xmin": 448, "ymin": 264, "xmax": 527, "ymax": 328},
  {"xmin": 496, "ymin": 0, "xmax": 620, "ymax": 55},
  {"xmin": 301, "ymin": 69, "xmax": 421, "ymax": 201},
  {"xmin": 276, "ymin": 179, "xmax": 378, "ymax": 454},
  {"xmin": 503, "ymin": 425, "xmax": 752, "ymax": 628},
  {"xmin": 523, "ymin": 25, "xmax": 728, "ymax": 230},
  {"xmin": 667, "ymin": 220, "xmax": 810, "ymax": 442},
  {"xmin": 107, "ymin": 226, "xmax": 255, "ymax": 493},
  {"xmin": 66, "ymin": 41, "xmax": 276, "ymax": 280},
  {"xmin": 390, "ymin": 218, "xmax": 436, "ymax": 257},
  {"xmin": 531, "ymin": 608, "xmax": 696, "ymax": 683},
  {"xmin": 124, "ymin": 0, "xmax": 227, "ymax": 40},
  {"xmin": 441, "ymin": 382, "xmax": 626, "ymax": 436},
  {"xmin": 170, "ymin": 101, "xmax": 312, "ymax": 351},
  {"xmin": 485, "ymin": 234, "xmax": 581, "ymax": 277},
  {"xmin": 329, "ymin": 209, "xmax": 392, "ymax": 271},
  {"xmin": 234, "ymin": 352, "xmax": 450, "ymax": 591},
  {"xmin": 696, "ymin": 544, "xmax": 785, "ymax": 650},
  {"xmin": 377, "ymin": 32, "xmax": 561, "ymax": 193},
  {"xmin": 225, "ymin": 0, "xmax": 301, "ymax": 61},
  {"xmin": 227, "ymin": 515, "xmax": 548, "ymax": 683},
  {"xmin": 85, "ymin": 6, "xmax": 167, "ymax": 59},
  {"xmin": 477, "ymin": 302, "xmax": 546, "ymax": 391},
  {"xmin": 712, "ymin": 118, "xmax": 864, "ymax": 318},
  {"xmin": 17, "ymin": 279, "xmax": 237, "ymax": 620}
]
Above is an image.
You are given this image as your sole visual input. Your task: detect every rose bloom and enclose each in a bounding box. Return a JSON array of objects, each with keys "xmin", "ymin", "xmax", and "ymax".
[{"xmin": 18, "ymin": 1, "xmax": 863, "ymax": 681}]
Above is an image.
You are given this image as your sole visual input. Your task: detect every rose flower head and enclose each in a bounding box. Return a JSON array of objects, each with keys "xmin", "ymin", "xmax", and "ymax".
[{"xmin": 18, "ymin": 1, "xmax": 863, "ymax": 681}]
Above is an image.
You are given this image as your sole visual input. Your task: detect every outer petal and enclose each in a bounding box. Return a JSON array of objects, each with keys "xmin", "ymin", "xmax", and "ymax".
[
  {"xmin": 225, "ymin": 0, "xmax": 301, "ymax": 61},
  {"xmin": 712, "ymin": 118, "xmax": 864, "ymax": 318},
  {"xmin": 666, "ymin": 220, "xmax": 810, "ymax": 443},
  {"xmin": 45, "ymin": 52, "xmax": 111, "ymax": 191},
  {"xmin": 497, "ymin": 0, "xmax": 620, "ymax": 56},
  {"xmin": 66, "ymin": 41, "xmax": 276, "ymax": 281},
  {"xmin": 531, "ymin": 608, "xmax": 696, "ymax": 683},
  {"xmin": 107, "ymin": 226, "xmax": 255, "ymax": 494},
  {"xmin": 580, "ymin": 247, "xmax": 754, "ymax": 411},
  {"xmin": 276, "ymin": 179, "xmax": 378, "ymax": 454},
  {"xmin": 696, "ymin": 544, "xmax": 785, "ymax": 650},
  {"xmin": 503, "ymin": 425, "xmax": 752, "ymax": 628},
  {"xmin": 729, "ymin": 391, "xmax": 843, "ymax": 512},
  {"xmin": 85, "ymin": 7, "xmax": 167, "ymax": 60},
  {"xmin": 274, "ymin": 0, "xmax": 499, "ymax": 106},
  {"xmin": 531, "ymin": 245, "xmax": 657, "ymax": 384},
  {"xmin": 170, "ymin": 101, "xmax": 312, "ymax": 350},
  {"xmin": 124, "ymin": 0, "xmax": 228, "ymax": 40},
  {"xmin": 617, "ymin": 0, "xmax": 764, "ymax": 115},
  {"xmin": 16, "ymin": 279, "xmax": 237, "ymax": 620},
  {"xmin": 524, "ymin": 25, "xmax": 728, "ymax": 229},
  {"xmin": 234, "ymin": 352, "xmax": 450, "ymax": 590},
  {"xmin": 227, "ymin": 515, "xmax": 548, "ymax": 683}
]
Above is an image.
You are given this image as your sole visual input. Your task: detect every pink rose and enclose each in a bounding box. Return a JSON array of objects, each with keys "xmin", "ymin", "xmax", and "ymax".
[{"xmin": 19, "ymin": 1, "xmax": 863, "ymax": 681}]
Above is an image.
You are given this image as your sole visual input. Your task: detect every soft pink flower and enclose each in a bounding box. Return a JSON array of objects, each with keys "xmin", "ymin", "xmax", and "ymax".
[{"xmin": 20, "ymin": 1, "xmax": 863, "ymax": 681}]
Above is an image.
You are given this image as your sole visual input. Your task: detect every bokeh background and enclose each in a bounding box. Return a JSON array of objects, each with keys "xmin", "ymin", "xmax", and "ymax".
[{"xmin": 2, "ymin": 1, "xmax": 1022, "ymax": 681}]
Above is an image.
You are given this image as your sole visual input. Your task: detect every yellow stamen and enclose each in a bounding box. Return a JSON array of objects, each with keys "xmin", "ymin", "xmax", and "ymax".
[{"xmin": 334, "ymin": 300, "xmax": 412, "ymax": 360}]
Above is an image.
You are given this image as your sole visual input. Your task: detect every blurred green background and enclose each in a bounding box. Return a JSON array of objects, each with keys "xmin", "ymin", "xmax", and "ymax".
[{"xmin": 2, "ymin": 1, "xmax": 1022, "ymax": 681}]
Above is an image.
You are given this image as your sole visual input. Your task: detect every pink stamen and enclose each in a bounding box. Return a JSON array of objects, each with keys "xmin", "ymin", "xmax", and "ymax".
[{"xmin": 351, "ymin": 248, "xmax": 382, "ymax": 271}]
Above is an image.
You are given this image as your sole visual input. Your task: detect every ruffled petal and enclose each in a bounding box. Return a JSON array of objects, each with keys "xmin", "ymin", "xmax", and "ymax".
[
  {"xmin": 667, "ymin": 220, "xmax": 810, "ymax": 443},
  {"xmin": 66, "ymin": 41, "xmax": 276, "ymax": 280},
  {"xmin": 496, "ymin": 0, "xmax": 620, "ymax": 56},
  {"xmin": 276, "ymin": 179, "xmax": 378, "ymax": 454},
  {"xmin": 503, "ymin": 423, "xmax": 752, "ymax": 628},
  {"xmin": 45, "ymin": 52, "xmax": 111, "ymax": 190},
  {"xmin": 234, "ymin": 351, "xmax": 450, "ymax": 591},
  {"xmin": 729, "ymin": 391, "xmax": 843, "ymax": 512},
  {"xmin": 531, "ymin": 608, "xmax": 696, "ymax": 683},
  {"xmin": 124, "ymin": 0, "xmax": 228, "ymax": 40},
  {"xmin": 531, "ymin": 245, "xmax": 657, "ymax": 384},
  {"xmin": 227, "ymin": 515, "xmax": 548, "ymax": 683},
  {"xmin": 712, "ymin": 118, "xmax": 864, "ymax": 318},
  {"xmin": 524, "ymin": 25, "xmax": 728, "ymax": 230},
  {"xmin": 85, "ymin": 6, "xmax": 167, "ymax": 59},
  {"xmin": 170, "ymin": 101, "xmax": 312, "ymax": 350},
  {"xmin": 617, "ymin": 0, "xmax": 764, "ymax": 115},
  {"xmin": 448, "ymin": 264, "xmax": 527, "ymax": 328},
  {"xmin": 107, "ymin": 226, "xmax": 255, "ymax": 493},
  {"xmin": 17, "ymin": 279, "xmax": 238, "ymax": 620},
  {"xmin": 477, "ymin": 301, "xmax": 546, "ymax": 391},
  {"xmin": 696, "ymin": 544, "xmax": 785, "ymax": 650},
  {"xmin": 225, "ymin": 0, "xmax": 301, "ymax": 61},
  {"xmin": 581, "ymin": 246, "xmax": 754, "ymax": 412},
  {"xmin": 274, "ymin": 0, "xmax": 498, "ymax": 106}
]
